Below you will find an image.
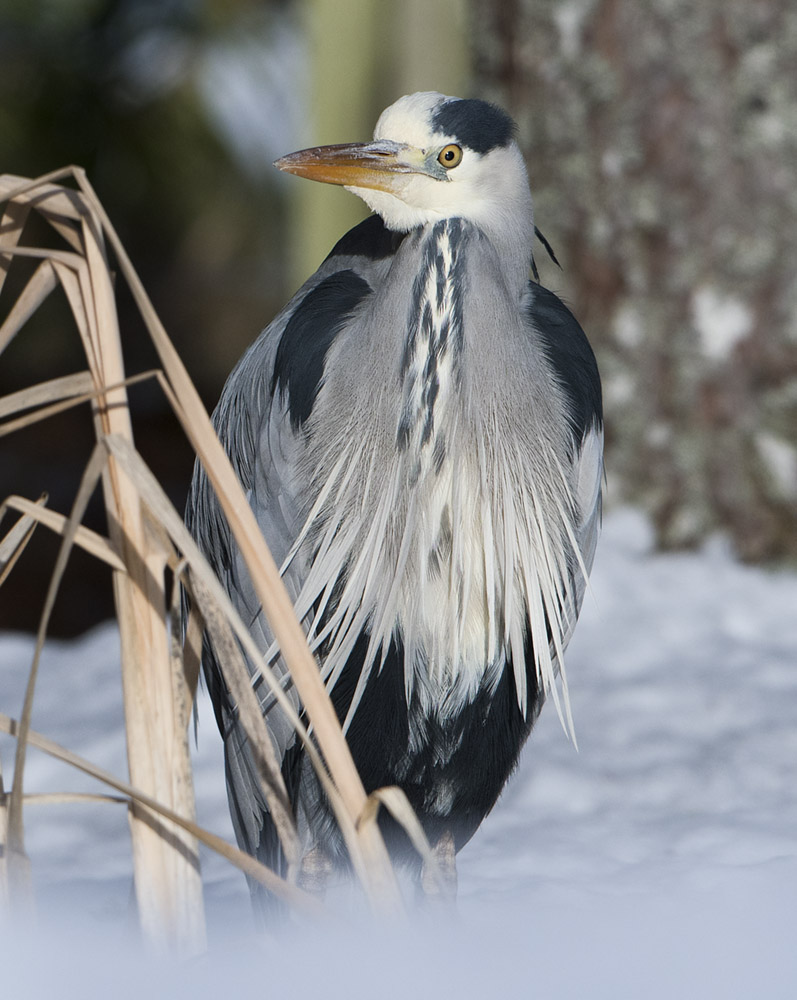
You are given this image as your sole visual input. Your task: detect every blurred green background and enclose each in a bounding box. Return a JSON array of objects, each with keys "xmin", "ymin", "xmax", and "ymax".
[{"xmin": 2, "ymin": 0, "xmax": 795, "ymax": 635}]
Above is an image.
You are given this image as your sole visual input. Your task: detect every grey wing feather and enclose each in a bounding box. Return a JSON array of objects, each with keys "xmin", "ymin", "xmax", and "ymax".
[
  {"xmin": 525, "ymin": 281, "xmax": 604, "ymax": 642},
  {"xmin": 186, "ymin": 302, "xmax": 303, "ymax": 866},
  {"xmin": 573, "ymin": 422, "xmax": 603, "ymax": 575}
]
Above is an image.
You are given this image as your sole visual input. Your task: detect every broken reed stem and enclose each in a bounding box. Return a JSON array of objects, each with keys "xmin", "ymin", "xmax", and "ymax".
[{"xmin": 79, "ymin": 203, "xmax": 206, "ymax": 956}]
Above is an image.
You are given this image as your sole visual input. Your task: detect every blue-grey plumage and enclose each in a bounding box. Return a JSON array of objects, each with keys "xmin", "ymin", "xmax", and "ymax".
[{"xmin": 186, "ymin": 92, "xmax": 603, "ymax": 907}]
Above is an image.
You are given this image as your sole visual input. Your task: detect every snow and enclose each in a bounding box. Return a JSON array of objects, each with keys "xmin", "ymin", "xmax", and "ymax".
[
  {"xmin": 2, "ymin": 508, "xmax": 796, "ymax": 996},
  {"xmin": 691, "ymin": 285, "xmax": 753, "ymax": 362},
  {"xmin": 755, "ymin": 431, "xmax": 797, "ymax": 501}
]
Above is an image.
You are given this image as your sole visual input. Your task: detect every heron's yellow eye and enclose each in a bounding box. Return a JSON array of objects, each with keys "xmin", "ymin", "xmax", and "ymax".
[{"xmin": 437, "ymin": 144, "xmax": 463, "ymax": 169}]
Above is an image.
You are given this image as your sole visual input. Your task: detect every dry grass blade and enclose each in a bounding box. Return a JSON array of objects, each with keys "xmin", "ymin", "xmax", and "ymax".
[
  {"xmin": 0, "ymin": 171, "xmax": 87, "ymax": 254},
  {"xmin": 0, "ymin": 371, "xmax": 94, "ymax": 421},
  {"xmin": 0, "ymin": 712, "xmax": 323, "ymax": 916},
  {"xmin": 0, "ymin": 244, "xmax": 87, "ymax": 269},
  {"xmin": 0, "ymin": 168, "xmax": 89, "ymax": 207},
  {"xmin": 23, "ymin": 793, "xmax": 128, "ymax": 807},
  {"xmin": 166, "ymin": 560, "xmax": 195, "ymax": 733},
  {"xmin": 0, "ymin": 494, "xmax": 124, "ymax": 572},
  {"xmin": 0, "ymin": 260, "xmax": 58, "ymax": 355},
  {"xmin": 0, "ymin": 196, "xmax": 30, "ymax": 296},
  {"xmin": 187, "ymin": 573, "xmax": 301, "ymax": 870},
  {"xmin": 360, "ymin": 787, "xmax": 443, "ymax": 893},
  {"xmin": 181, "ymin": 596, "xmax": 203, "ymax": 708},
  {"xmin": 6, "ymin": 444, "xmax": 107, "ymax": 858},
  {"xmin": 0, "ymin": 370, "xmax": 163, "ymax": 440},
  {"xmin": 51, "ymin": 256, "xmax": 90, "ymax": 343},
  {"xmin": 0, "ymin": 495, "xmax": 48, "ymax": 587}
]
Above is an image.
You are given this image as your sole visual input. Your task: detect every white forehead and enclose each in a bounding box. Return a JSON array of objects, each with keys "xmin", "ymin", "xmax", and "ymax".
[{"xmin": 373, "ymin": 91, "xmax": 453, "ymax": 146}]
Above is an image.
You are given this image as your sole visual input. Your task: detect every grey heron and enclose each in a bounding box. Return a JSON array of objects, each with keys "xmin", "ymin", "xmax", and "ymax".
[{"xmin": 186, "ymin": 91, "xmax": 603, "ymax": 907}]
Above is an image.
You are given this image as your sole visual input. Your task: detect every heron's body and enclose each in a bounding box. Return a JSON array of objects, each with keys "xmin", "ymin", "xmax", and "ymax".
[{"xmin": 187, "ymin": 93, "xmax": 602, "ymax": 902}]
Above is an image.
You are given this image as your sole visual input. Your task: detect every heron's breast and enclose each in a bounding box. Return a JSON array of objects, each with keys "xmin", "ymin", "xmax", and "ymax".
[{"xmin": 300, "ymin": 219, "xmax": 573, "ymax": 724}]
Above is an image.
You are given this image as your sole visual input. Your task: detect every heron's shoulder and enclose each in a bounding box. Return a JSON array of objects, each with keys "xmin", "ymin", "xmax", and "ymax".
[
  {"xmin": 264, "ymin": 216, "xmax": 406, "ymax": 429},
  {"xmin": 272, "ymin": 268, "xmax": 373, "ymax": 429},
  {"xmin": 325, "ymin": 214, "xmax": 408, "ymax": 262},
  {"xmin": 525, "ymin": 282, "xmax": 602, "ymax": 443}
]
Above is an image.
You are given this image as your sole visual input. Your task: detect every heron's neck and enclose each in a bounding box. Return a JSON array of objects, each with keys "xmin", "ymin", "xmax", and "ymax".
[{"xmin": 475, "ymin": 199, "xmax": 535, "ymax": 299}]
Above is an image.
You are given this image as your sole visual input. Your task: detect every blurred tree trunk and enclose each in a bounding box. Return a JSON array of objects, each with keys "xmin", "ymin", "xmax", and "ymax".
[
  {"xmin": 470, "ymin": 0, "xmax": 797, "ymax": 561},
  {"xmin": 289, "ymin": 0, "xmax": 467, "ymax": 288},
  {"xmin": 289, "ymin": 0, "xmax": 379, "ymax": 287}
]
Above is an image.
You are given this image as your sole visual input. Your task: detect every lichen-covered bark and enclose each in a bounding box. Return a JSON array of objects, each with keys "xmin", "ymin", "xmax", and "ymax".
[{"xmin": 471, "ymin": 0, "xmax": 797, "ymax": 560}]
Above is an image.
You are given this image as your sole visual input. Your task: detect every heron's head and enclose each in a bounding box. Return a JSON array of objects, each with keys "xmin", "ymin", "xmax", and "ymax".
[{"xmin": 275, "ymin": 92, "xmax": 534, "ymax": 239}]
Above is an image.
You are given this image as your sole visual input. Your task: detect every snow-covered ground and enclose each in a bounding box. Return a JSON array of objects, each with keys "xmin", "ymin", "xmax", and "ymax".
[{"xmin": 2, "ymin": 509, "xmax": 796, "ymax": 997}]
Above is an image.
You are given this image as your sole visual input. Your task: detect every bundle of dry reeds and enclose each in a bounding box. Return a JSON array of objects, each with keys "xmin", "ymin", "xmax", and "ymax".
[{"xmin": 0, "ymin": 169, "xmax": 435, "ymax": 955}]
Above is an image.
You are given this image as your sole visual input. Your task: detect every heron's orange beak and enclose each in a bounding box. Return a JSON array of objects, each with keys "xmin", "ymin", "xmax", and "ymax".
[{"xmin": 274, "ymin": 140, "xmax": 425, "ymax": 194}]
